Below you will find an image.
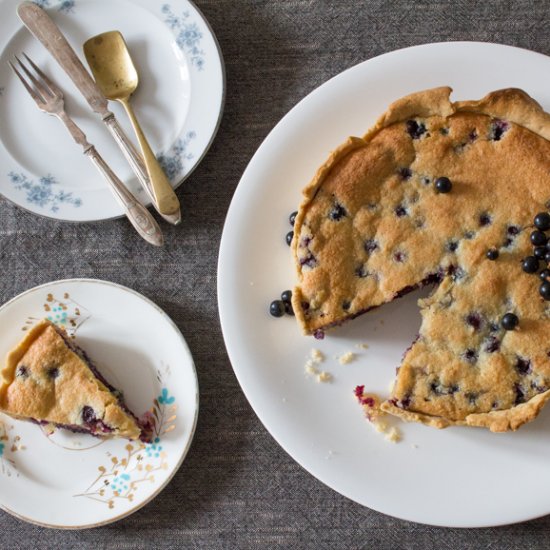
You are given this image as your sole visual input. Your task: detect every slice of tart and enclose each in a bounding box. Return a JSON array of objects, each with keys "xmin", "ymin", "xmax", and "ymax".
[
  {"xmin": 291, "ymin": 87, "xmax": 550, "ymax": 431},
  {"xmin": 0, "ymin": 319, "xmax": 149, "ymax": 441}
]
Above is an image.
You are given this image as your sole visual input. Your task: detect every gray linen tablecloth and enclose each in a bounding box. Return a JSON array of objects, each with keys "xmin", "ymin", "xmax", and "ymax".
[{"xmin": 2, "ymin": 0, "xmax": 550, "ymax": 547}]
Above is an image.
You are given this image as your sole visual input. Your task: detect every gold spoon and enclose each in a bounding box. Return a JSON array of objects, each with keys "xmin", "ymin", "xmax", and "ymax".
[{"xmin": 84, "ymin": 31, "xmax": 180, "ymax": 219}]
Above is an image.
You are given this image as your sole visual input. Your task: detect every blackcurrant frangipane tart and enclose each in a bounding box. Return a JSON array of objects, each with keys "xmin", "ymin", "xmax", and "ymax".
[
  {"xmin": 0, "ymin": 319, "xmax": 151, "ymax": 441},
  {"xmin": 291, "ymin": 87, "xmax": 550, "ymax": 432}
]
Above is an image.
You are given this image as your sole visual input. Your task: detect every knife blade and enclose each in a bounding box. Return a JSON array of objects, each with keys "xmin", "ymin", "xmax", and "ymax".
[
  {"xmin": 17, "ymin": 1, "xmax": 110, "ymax": 116},
  {"xmin": 16, "ymin": 1, "xmax": 181, "ymax": 225}
]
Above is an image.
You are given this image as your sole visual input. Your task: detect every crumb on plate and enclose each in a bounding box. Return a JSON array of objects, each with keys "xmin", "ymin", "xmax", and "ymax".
[
  {"xmin": 310, "ymin": 348, "xmax": 324, "ymax": 363},
  {"xmin": 317, "ymin": 371, "xmax": 332, "ymax": 383},
  {"xmin": 374, "ymin": 420, "xmax": 388, "ymax": 433},
  {"xmin": 304, "ymin": 359, "xmax": 319, "ymax": 375},
  {"xmin": 385, "ymin": 427, "xmax": 402, "ymax": 443},
  {"xmin": 338, "ymin": 351, "xmax": 355, "ymax": 365}
]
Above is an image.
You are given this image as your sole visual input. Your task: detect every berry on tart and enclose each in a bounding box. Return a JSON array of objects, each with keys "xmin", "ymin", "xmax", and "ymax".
[
  {"xmin": 534, "ymin": 212, "xmax": 550, "ymax": 231},
  {"xmin": 522, "ymin": 256, "xmax": 539, "ymax": 273},
  {"xmin": 486, "ymin": 249, "xmax": 499, "ymax": 261},
  {"xmin": 501, "ymin": 313, "xmax": 519, "ymax": 331},
  {"xmin": 290, "ymin": 87, "xmax": 550, "ymax": 432},
  {"xmin": 434, "ymin": 176, "xmax": 452, "ymax": 193},
  {"xmin": 0, "ymin": 319, "xmax": 152, "ymax": 441},
  {"xmin": 530, "ymin": 230, "xmax": 547, "ymax": 247}
]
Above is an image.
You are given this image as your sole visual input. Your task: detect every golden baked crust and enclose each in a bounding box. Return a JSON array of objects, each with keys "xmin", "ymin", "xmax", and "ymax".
[
  {"xmin": 0, "ymin": 319, "xmax": 142, "ymax": 440},
  {"xmin": 291, "ymin": 87, "xmax": 550, "ymax": 431}
]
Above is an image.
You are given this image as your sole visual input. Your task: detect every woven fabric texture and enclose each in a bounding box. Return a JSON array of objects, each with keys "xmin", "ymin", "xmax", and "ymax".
[{"xmin": 1, "ymin": 0, "xmax": 550, "ymax": 548}]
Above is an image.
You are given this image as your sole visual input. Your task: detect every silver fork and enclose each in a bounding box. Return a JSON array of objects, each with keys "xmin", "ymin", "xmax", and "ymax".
[{"xmin": 10, "ymin": 54, "xmax": 164, "ymax": 247}]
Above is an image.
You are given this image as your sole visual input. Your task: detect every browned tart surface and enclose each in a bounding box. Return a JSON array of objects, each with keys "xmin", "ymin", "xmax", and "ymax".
[
  {"xmin": 291, "ymin": 87, "xmax": 550, "ymax": 431},
  {"xmin": 0, "ymin": 319, "xmax": 143, "ymax": 440}
]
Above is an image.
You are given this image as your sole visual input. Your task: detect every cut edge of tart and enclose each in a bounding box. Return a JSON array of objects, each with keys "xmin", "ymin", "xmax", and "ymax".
[
  {"xmin": 380, "ymin": 388, "xmax": 550, "ymax": 432},
  {"xmin": 0, "ymin": 319, "xmax": 152, "ymax": 441}
]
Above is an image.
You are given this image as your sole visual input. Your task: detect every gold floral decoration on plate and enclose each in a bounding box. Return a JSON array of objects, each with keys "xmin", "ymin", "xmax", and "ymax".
[
  {"xmin": 0, "ymin": 416, "xmax": 26, "ymax": 477},
  {"xmin": 22, "ymin": 291, "xmax": 91, "ymax": 336},
  {"xmin": 74, "ymin": 369, "xmax": 177, "ymax": 509}
]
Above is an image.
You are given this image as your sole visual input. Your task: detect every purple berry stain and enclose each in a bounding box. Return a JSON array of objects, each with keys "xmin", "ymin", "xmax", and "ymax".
[
  {"xmin": 484, "ymin": 336, "xmax": 500, "ymax": 353},
  {"xmin": 300, "ymin": 254, "xmax": 317, "ymax": 269},
  {"xmin": 406, "ymin": 120, "xmax": 426, "ymax": 139},
  {"xmin": 515, "ymin": 357, "xmax": 532, "ymax": 375},
  {"xmin": 364, "ymin": 239, "xmax": 378, "ymax": 254},
  {"xmin": 395, "ymin": 205, "xmax": 408, "ymax": 217},
  {"xmin": 447, "ymin": 240, "xmax": 459, "ymax": 252},
  {"xmin": 514, "ymin": 384, "xmax": 526, "ymax": 405},
  {"xmin": 465, "ymin": 312, "xmax": 482, "ymax": 331},
  {"xmin": 479, "ymin": 213, "xmax": 492, "ymax": 227},
  {"xmin": 489, "ymin": 119, "xmax": 510, "ymax": 141},
  {"xmin": 393, "ymin": 251, "xmax": 407, "ymax": 263},
  {"xmin": 47, "ymin": 366, "xmax": 59, "ymax": 379},
  {"xmin": 398, "ymin": 167, "xmax": 412, "ymax": 180},
  {"xmin": 16, "ymin": 365, "xmax": 28, "ymax": 378},
  {"xmin": 328, "ymin": 203, "xmax": 347, "ymax": 221},
  {"xmin": 81, "ymin": 406, "xmax": 96, "ymax": 424}
]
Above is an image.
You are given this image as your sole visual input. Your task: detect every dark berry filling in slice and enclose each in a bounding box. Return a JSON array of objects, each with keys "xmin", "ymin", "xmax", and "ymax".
[{"xmin": 51, "ymin": 325, "xmax": 152, "ymax": 442}]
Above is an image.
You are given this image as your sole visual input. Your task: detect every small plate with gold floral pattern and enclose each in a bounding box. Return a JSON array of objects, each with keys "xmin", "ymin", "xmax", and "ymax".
[{"xmin": 0, "ymin": 278, "xmax": 199, "ymax": 528}]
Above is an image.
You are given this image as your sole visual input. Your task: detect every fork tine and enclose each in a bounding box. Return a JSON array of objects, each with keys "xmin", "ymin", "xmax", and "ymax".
[
  {"xmin": 8, "ymin": 60, "xmax": 45, "ymax": 105},
  {"xmin": 22, "ymin": 53, "xmax": 62, "ymax": 99},
  {"xmin": 15, "ymin": 55, "xmax": 52, "ymax": 99}
]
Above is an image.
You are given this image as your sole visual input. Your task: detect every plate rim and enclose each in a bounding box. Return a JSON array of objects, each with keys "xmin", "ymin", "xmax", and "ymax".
[
  {"xmin": 217, "ymin": 40, "xmax": 550, "ymax": 528},
  {"xmin": 0, "ymin": 277, "xmax": 200, "ymax": 529},
  {"xmin": 0, "ymin": 0, "xmax": 226, "ymax": 223}
]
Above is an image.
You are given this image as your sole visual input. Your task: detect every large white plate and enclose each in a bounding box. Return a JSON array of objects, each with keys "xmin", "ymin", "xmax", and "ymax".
[
  {"xmin": 0, "ymin": 0, "xmax": 224, "ymax": 221},
  {"xmin": 0, "ymin": 279, "xmax": 199, "ymax": 528},
  {"xmin": 218, "ymin": 42, "xmax": 550, "ymax": 528}
]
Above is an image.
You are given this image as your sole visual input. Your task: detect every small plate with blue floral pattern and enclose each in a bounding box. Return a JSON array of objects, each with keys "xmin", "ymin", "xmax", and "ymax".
[
  {"xmin": 0, "ymin": 278, "xmax": 199, "ymax": 528},
  {"xmin": 0, "ymin": 0, "xmax": 224, "ymax": 221}
]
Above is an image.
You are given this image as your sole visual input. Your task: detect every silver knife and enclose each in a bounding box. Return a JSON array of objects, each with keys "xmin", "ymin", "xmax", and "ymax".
[{"xmin": 16, "ymin": 1, "xmax": 181, "ymax": 225}]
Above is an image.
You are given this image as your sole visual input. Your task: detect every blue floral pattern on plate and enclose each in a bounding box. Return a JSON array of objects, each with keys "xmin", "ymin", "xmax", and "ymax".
[
  {"xmin": 0, "ymin": 418, "xmax": 23, "ymax": 477},
  {"xmin": 32, "ymin": 0, "xmax": 76, "ymax": 13},
  {"xmin": 8, "ymin": 171, "xmax": 82, "ymax": 212},
  {"xmin": 145, "ymin": 437, "xmax": 163, "ymax": 458},
  {"xmin": 157, "ymin": 132, "xmax": 196, "ymax": 182},
  {"xmin": 157, "ymin": 388, "xmax": 175, "ymax": 405},
  {"xmin": 1, "ymin": 0, "xmax": 225, "ymax": 221},
  {"xmin": 110, "ymin": 473, "xmax": 131, "ymax": 493},
  {"xmin": 46, "ymin": 305, "xmax": 69, "ymax": 326},
  {"xmin": 161, "ymin": 4, "xmax": 205, "ymax": 70}
]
